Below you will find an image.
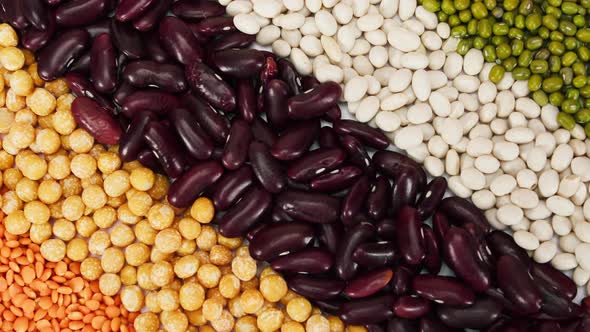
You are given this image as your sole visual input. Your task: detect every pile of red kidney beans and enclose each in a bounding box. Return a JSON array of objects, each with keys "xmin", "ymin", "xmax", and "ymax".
[{"xmin": 6, "ymin": 0, "xmax": 590, "ymax": 331}]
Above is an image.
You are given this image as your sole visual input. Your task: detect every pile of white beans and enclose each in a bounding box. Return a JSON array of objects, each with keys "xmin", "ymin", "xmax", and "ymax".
[{"xmin": 222, "ymin": 0, "xmax": 590, "ymax": 291}]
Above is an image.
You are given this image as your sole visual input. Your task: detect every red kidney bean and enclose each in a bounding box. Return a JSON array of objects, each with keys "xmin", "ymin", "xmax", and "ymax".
[
  {"xmin": 344, "ymin": 268, "xmax": 393, "ymax": 299},
  {"xmin": 71, "ymin": 96, "xmax": 121, "ymax": 146},
  {"xmin": 387, "ymin": 318, "xmax": 418, "ymax": 332},
  {"xmin": 211, "ymin": 166, "xmax": 254, "ymax": 211},
  {"xmin": 119, "ymin": 111, "xmax": 156, "ymax": 162},
  {"xmin": 191, "ymin": 16, "xmax": 236, "ymax": 36},
  {"xmin": 432, "ymin": 212, "xmax": 450, "ymax": 244},
  {"xmin": 181, "ymin": 93, "xmax": 230, "ymax": 145},
  {"xmin": 444, "ymin": 227, "xmax": 491, "ymax": 292},
  {"xmin": 0, "ymin": 0, "xmax": 29, "ymax": 29},
  {"xmin": 422, "ymin": 225, "xmax": 441, "ymax": 274},
  {"xmin": 413, "ymin": 275, "xmax": 475, "ymax": 307},
  {"xmin": 352, "ymin": 242, "xmax": 396, "ymax": 268},
  {"xmin": 271, "ymin": 204, "xmax": 294, "ymax": 223},
  {"xmin": 419, "ymin": 316, "xmax": 458, "ymax": 332},
  {"xmin": 286, "ymin": 148, "xmax": 346, "ymax": 182},
  {"xmin": 249, "ymin": 141, "xmax": 286, "ymax": 193},
  {"xmin": 186, "ymin": 61, "xmax": 236, "ymax": 112},
  {"xmin": 339, "ymin": 295, "xmax": 395, "ymax": 325},
  {"xmin": 22, "ymin": 0, "xmax": 48, "ymax": 30},
  {"xmin": 367, "ymin": 324, "xmax": 385, "ymax": 332},
  {"xmin": 65, "ymin": 72, "xmax": 116, "ymax": 113},
  {"xmin": 144, "ymin": 121, "xmax": 187, "ymax": 179},
  {"xmin": 531, "ymin": 262, "xmax": 577, "ymax": 300},
  {"xmin": 575, "ymin": 317, "xmax": 590, "ymax": 332},
  {"xmin": 141, "ymin": 33, "xmax": 170, "ymax": 63},
  {"xmin": 278, "ymin": 59, "xmax": 302, "ymax": 94},
  {"xmin": 159, "ymin": 16, "xmax": 203, "ymax": 65},
  {"xmin": 270, "ymin": 248, "xmax": 333, "ymax": 274},
  {"xmin": 416, "ymin": 177, "xmax": 447, "ymax": 220},
  {"xmin": 169, "ymin": 108, "xmax": 214, "ymax": 161},
  {"xmin": 395, "ymin": 206, "xmax": 424, "ymax": 266},
  {"xmin": 287, "ymin": 275, "xmax": 345, "ymax": 301},
  {"xmin": 115, "ymin": 0, "xmax": 154, "ymax": 22},
  {"xmin": 439, "ymin": 197, "xmax": 491, "ymax": 233},
  {"xmin": 132, "ymin": 0, "xmax": 171, "ymax": 31},
  {"xmin": 366, "ymin": 176, "xmax": 390, "ymax": 220},
  {"xmin": 497, "ymin": 255, "xmax": 542, "ymax": 315},
  {"xmin": 249, "ymin": 222, "xmax": 315, "ymax": 261},
  {"xmin": 376, "ymin": 218, "xmax": 395, "ymax": 240},
  {"xmin": 487, "ymin": 319, "xmax": 530, "ymax": 332},
  {"xmin": 212, "ymin": 49, "xmax": 265, "ymax": 79},
  {"xmin": 90, "ymin": 33, "xmax": 117, "ymax": 94},
  {"xmin": 121, "ymin": 90, "xmax": 180, "ymax": 117},
  {"xmin": 310, "ymin": 166, "xmax": 363, "ymax": 192},
  {"xmin": 535, "ymin": 279, "xmax": 582, "ymax": 320},
  {"xmin": 111, "ymin": 83, "xmax": 135, "ymax": 107},
  {"xmin": 341, "ymin": 176, "xmax": 371, "ymax": 226},
  {"xmin": 319, "ymin": 223, "xmax": 343, "ymax": 254},
  {"xmin": 171, "ymin": 0, "xmax": 225, "ymax": 20},
  {"xmin": 259, "ymin": 56, "xmax": 278, "ymax": 88},
  {"xmin": 55, "ymin": 0, "xmax": 107, "ymax": 27},
  {"xmin": 534, "ymin": 322, "xmax": 562, "ymax": 332},
  {"xmin": 264, "ymin": 79, "xmax": 290, "ymax": 130},
  {"xmin": 68, "ymin": 51, "xmax": 91, "ymax": 73},
  {"xmin": 391, "ymin": 169, "xmax": 421, "ymax": 216},
  {"xmin": 84, "ymin": 19, "xmax": 110, "ymax": 37},
  {"xmin": 390, "ymin": 266, "xmax": 414, "ymax": 296},
  {"xmin": 236, "ymin": 79, "xmax": 256, "ymax": 123},
  {"xmin": 333, "ymin": 120, "xmax": 390, "ymax": 150},
  {"xmin": 22, "ymin": 8, "xmax": 55, "ymax": 51},
  {"xmin": 271, "ymin": 120, "xmax": 320, "ymax": 160},
  {"xmin": 324, "ymin": 105, "xmax": 342, "ymax": 121},
  {"xmin": 339, "ymin": 134, "xmax": 373, "ymax": 173},
  {"xmin": 287, "ymin": 82, "xmax": 342, "ymax": 120},
  {"xmin": 318, "ymin": 126, "xmax": 339, "ymax": 149},
  {"xmin": 221, "ymin": 119, "xmax": 252, "ymax": 170},
  {"xmin": 250, "ymin": 117, "xmax": 277, "ymax": 147},
  {"xmin": 37, "ymin": 28, "xmax": 89, "ymax": 81},
  {"xmin": 335, "ymin": 221, "xmax": 375, "ymax": 280},
  {"xmin": 219, "ymin": 186, "xmax": 272, "ymax": 237},
  {"xmin": 393, "ymin": 296, "xmax": 431, "ymax": 319},
  {"xmin": 123, "ymin": 60, "xmax": 187, "ymax": 93},
  {"xmin": 167, "ymin": 160, "xmax": 224, "ymax": 207},
  {"xmin": 373, "ymin": 151, "xmax": 426, "ymax": 183},
  {"xmin": 210, "ymin": 31, "xmax": 256, "ymax": 51},
  {"xmin": 486, "ymin": 230, "xmax": 531, "ymax": 267},
  {"xmin": 436, "ymin": 296, "xmax": 502, "ymax": 329},
  {"xmin": 137, "ymin": 149, "xmax": 163, "ymax": 174},
  {"xmin": 276, "ymin": 190, "xmax": 340, "ymax": 224},
  {"xmin": 110, "ymin": 19, "xmax": 145, "ymax": 59},
  {"xmin": 313, "ymin": 299, "xmax": 343, "ymax": 315}
]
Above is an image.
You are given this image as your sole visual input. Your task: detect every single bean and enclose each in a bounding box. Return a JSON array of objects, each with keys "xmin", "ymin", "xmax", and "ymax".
[
  {"xmin": 310, "ymin": 166, "xmax": 363, "ymax": 192},
  {"xmin": 396, "ymin": 206, "xmax": 425, "ymax": 266},
  {"xmin": 319, "ymin": 126, "xmax": 340, "ymax": 148},
  {"xmin": 319, "ymin": 223, "xmax": 343, "ymax": 254},
  {"xmin": 444, "ymin": 227, "xmax": 492, "ymax": 292},
  {"xmin": 186, "ymin": 61, "xmax": 236, "ymax": 112},
  {"xmin": 190, "ymin": 16, "xmax": 236, "ymax": 36},
  {"xmin": 123, "ymin": 60, "xmax": 187, "ymax": 93},
  {"xmin": 313, "ymin": 299, "xmax": 343, "ymax": 315},
  {"xmin": 119, "ymin": 111, "xmax": 156, "ymax": 162},
  {"xmin": 115, "ymin": 0, "xmax": 155, "ymax": 22},
  {"xmin": 90, "ymin": 33, "xmax": 117, "ymax": 94},
  {"xmin": 249, "ymin": 222, "xmax": 315, "ymax": 261},
  {"xmin": 217, "ymin": 186, "xmax": 272, "ymax": 237},
  {"xmin": 22, "ymin": 0, "xmax": 48, "ymax": 30},
  {"xmin": 335, "ymin": 221, "xmax": 375, "ymax": 280},
  {"xmin": 159, "ymin": 16, "xmax": 203, "ymax": 65},
  {"xmin": 393, "ymin": 296, "xmax": 431, "ymax": 319},
  {"xmin": 413, "ymin": 275, "xmax": 475, "ymax": 307},
  {"xmin": 341, "ymin": 176, "xmax": 371, "ymax": 226},
  {"xmin": 110, "ymin": 19, "xmax": 145, "ymax": 59},
  {"xmin": 264, "ymin": 79, "xmax": 290, "ymax": 130},
  {"xmin": 212, "ymin": 49, "xmax": 265, "ymax": 79},
  {"xmin": 121, "ymin": 90, "xmax": 180, "ymax": 118},
  {"xmin": 436, "ymin": 297, "xmax": 503, "ymax": 330},
  {"xmin": 373, "ymin": 151, "xmax": 426, "ymax": 189},
  {"xmin": 55, "ymin": 0, "xmax": 107, "ymax": 27},
  {"xmin": 171, "ymin": 0, "xmax": 225, "ymax": 20},
  {"xmin": 71, "ymin": 96, "xmax": 121, "ymax": 145},
  {"xmin": 391, "ymin": 170, "xmax": 421, "ymax": 216},
  {"xmin": 137, "ymin": 149, "xmax": 163, "ymax": 174},
  {"xmin": 497, "ymin": 255, "xmax": 543, "ymax": 315},
  {"xmin": 339, "ymin": 295, "xmax": 395, "ymax": 325},
  {"xmin": 22, "ymin": 8, "xmax": 55, "ymax": 51},
  {"xmin": 535, "ymin": 279, "xmax": 583, "ymax": 320},
  {"xmin": 423, "ymin": 225, "xmax": 441, "ymax": 274},
  {"xmin": 438, "ymin": 197, "xmax": 491, "ymax": 233},
  {"xmin": 271, "ymin": 119, "xmax": 320, "ymax": 160},
  {"xmin": 68, "ymin": 51, "xmax": 90, "ymax": 73},
  {"xmin": 250, "ymin": 117, "xmax": 277, "ymax": 147},
  {"xmin": 211, "ymin": 166, "xmax": 254, "ymax": 211},
  {"xmin": 352, "ymin": 242, "xmax": 396, "ymax": 268},
  {"xmin": 275, "ymin": 190, "xmax": 340, "ymax": 224},
  {"xmin": 221, "ymin": 119, "xmax": 252, "ymax": 170},
  {"xmin": 324, "ymin": 105, "xmax": 342, "ymax": 122},
  {"xmin": 144, "ymin": 121, "xmax": 188, "ymax": 179},
  {"xmin": 288, "ymin": 82, "xmax": 342, "ymax": 120},
  {"xmin": 181, "ymin": 93, "xmax": 230, "ymax": 144},
  {"xmin": 270, "ymin": 248, "xmax": 333, "ymax": 274},
  {"xmin": 366, "ymin": 176, "xmax": 391, "ymax": 220},
  {"xmin": 333, "ymin": 120, "xmax": 390, "ymax": 150},
  {"xmin": 236, "ymin": 79, "xmax": 256, "ymax": 123},
  {"xmin": 65, "ymin": 72, "xmax": 116, "ymax": 113},
  {"xmin": 169, "ymin": 108, "xmax": 214, "ymax": 161},
  {"xmin": 339, "ymin": 134, "xmax": 373, "ymax": 173},
  {"xmin": 271, "ymin": 205, "xmax": 294, "ymax": 224},
  {"xmin": 278, "ymin": 58, "xmax": 303, "ymax": 95},
  {"xmin": 416, "ymin": 177, "xmax": 447, "ymax": 220},
  {"xmin": 376, "ymin": 218, "xmax": 395, "ymax": 241},
  {"xmin": 249, "ymin": 141, "xmax": 286, "ymax": 193},
  {"xmin": 531, "ymin": 262, "xmax": 577, "ymax": 300},
  {"xmin": 245, "ymin": 223, "xmax": 266, "ymax": 242},
  {"xmin": 132, "ymin": 0, "xmax": 171, "ymax": 31},
  {"xmin": 344, "ymin": 268, "xmax": 393, "ymax": 299},
  {"xmin": 287, "ymin": 148, "xmax": 346, "ymax": 182},
  {"xmin": 37, "ymin": 28, "xmax": 90, "ymax": 81},
  {"xmin": 432, "ymin": 212, "xmax": 450, "ymax": 244},
  {"xmin": 210, "ymin": 31, "xmax": 256, "ymax": 52},
  {"xmin": 391, "ymin": 266, "xmax": 414, "ymax": 296},
  {"xmin": 287, "ymin": 275, "xmax": 345, "ymax": 301}
]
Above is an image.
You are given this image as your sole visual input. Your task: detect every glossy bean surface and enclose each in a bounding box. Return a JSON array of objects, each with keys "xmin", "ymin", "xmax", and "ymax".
[
  {"xmin": 38, "ymin": 28, "xmax": 90, "ymax": 81},
  {"xmin": 221, "ymin": 120, "xmax": 252, "ymax": 170},
  {"xmin": 486, "ymin": 231, "xmax": 531, "ymax": 267},
  {"xmin": 319, "ymin": 223, "xmax": 343, "ymax": 254},
  {"xmin": 436, "ymin": 297, "xmax": 503, "ymax": 329},
  {"xmin": 417, "ymin": 177, "xmax": 447, "ymax": 220},
  {"xmin": 123, "ymin": 60, "xmax": 186, "ymax": 93},
  {"xmin": 110, "ymin": 19, "xmax": 145, "ymax": 59},
  {"xmin": 376, "ymin": 218, "xmax": 395, "ymax": 241},
  {"xmin": 423, "ymin": 225, "xmax": 442, "ymax": 274},
  {"xmin": 270, "ymin": 248, "xmax": 333, "ymax": 274},
  {"xmin": 287, "ymin": 148, "xmax": 346, "ymax": 182},
  {"xmin": 531, "ymin": 262, "xmax": 577, "ymax": 300},
  {"xmin": 169, "ymin": 108, "xmax": 214, "ymax": 161},
  {"xmin": 340, "ymin": 134, "xmax": 373, "ymax": 173},
  {"xmin": 396, "ymin": 206, "xmax": 425, "ymax": 266},
  {"xmin": 439, "ymin": 197, "xmax": 491, "ymax": 232},
  {"xmin": 65, "ymin": 72, "xmax": 116, "ymax": 113},
  {"xmin": 287, "ymin": 275, "xmax": 345, "ymax": 301},
  {"xmin": 55, "ymin": 0, "xmax": 107, "ymax": 27},
  {"xmin": 90, "ymin": 33, "xmax": 117, "ymax": 94},
  {"xmin": 132, "ymin": 0, "xmax": 171, "ymax": 31},
  {"xmin": 352, "ymin": 242, "xmax": 396, "ymax": 268},
  {"xmin": 22, "ymin": 0, "xmax": 49, "ymax": 30},
  {"xmin": 236, "ymin": 79, "xmax": 256, "ymax": 123},
  {"xmin": 391, "ymin": 266, "xmax": 414, "ymax": 296},
  {"xmin": 444, "ymin": 227, "xmax": 492, "ymax": 292},
  {"xmin": 271, "ymin": 120, "xmax": 320, "ymax": 161},
  {"xmin": 218, "ymin": 186, "xmax": 271, "ymax": 237},
  {"xmin": 182, "ymin": 93, "xmax": 229, "ymax": 144},
  {"xmin": 186, "ymin": 61, "xmax": 236, "ymax": 112},
  {"xmin": 339, "ymin": 295, "xmax": 395, "ymax": 325},
  {"xmin": 391, "ymin": 170, "xmax": 421, "ymax": 216},
  {"xmin": 71, "ymin": 96, "xmax": 121, "ymax": 145},
  {"xmin": 115, "ymin": 0, "xmax": 155, "ymax": 22},
  {"xmin": 121, "ymin": 90, "xmax": 180, "ymax": 117},
  {"xmin": 171, "ymin": 0, "xmax": 225, "ymax": 19},
  {"xmin": 278, "ymin": 59, "xmax": 302, "ymax": 95},
  {"xmin": 366, "ymin": 176, "xmax": 390, "ymax": 220},
  {"xmin": 288, "ymin": 82, "xmax": 342, "ymax": 120},
  {"xmin": 249, "ymin": 222, "xmax": 315, "ymax": 261},
  {"xmin": 497, "ymin": 255, "xmax": 543, "ymax": 315},
  {"xmin": 373, "ymin": 151, "xmax": 426, "ymax": 188},
  {"xmin": 211, "ymin": 166, "xmax": 254, "ymax": 211},
  {"xmin": 264, "ymin": 79, "xmax": 290, "ymax": 130},
  {"xmin": 159, "ymin": 16, "xmax": 203, "ymax": 65},
  {"xmin": 249, "ymin": 141, "xmax": 286, "ymax": 194},
  {"xmin": 190, "ymin": 16, "xmax": 236, "ymax": 36},
  {"xmin": 393, "ymin": 296, "xmax": 431, "ymax": 319},
  {"xmin": 335, "ymin": 221, "xmax": 375, "ymax": 280},
  {"xmin": 341, "ymin": 176, "xmax": 371, "ymax": 225},
  {"xmin": 250, "ymin": 117, "xmax": 277, "ymax": 147},
  {"xmin": 212, "ymin": 49, "xmax": 265, "ymax": 79},
  {"xmin": 344, "ymin": 268, "xmax": 393, "ymax": 299},
  {"xmin": 413, "ymin": 275, "xmax": 475, "ymax": 307},
  {"xmin": 119, "ymin": 111, "xmax": 155, "ymax": 162},
  {"xmin": 22, "ymin": 8, "xmax": 55, "ymax": 51},
  {"xmin": 144, "ymin": 121, "xmax": 188, "ymax": 179},
  {"xmin": 210, "ymin": 31, "xmax": 256, "ymax": 51},
  {"xmin": 276, "ymin": 190, "xmax": 340, "ymax": 223},
  {"xmin": 333, "ymin": 120, "xmax": 389, "ymax": 150},
  {"xmin": 310, "ymin": 166, "xmax": 363, "ymax": 192}
]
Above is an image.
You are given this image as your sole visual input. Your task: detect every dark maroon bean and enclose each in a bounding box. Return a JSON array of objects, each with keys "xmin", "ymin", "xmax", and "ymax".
[
  {"xmin": 413, "ymin": 275, "xmax": 475, "ymax": 307},
  {"xmin": 132, "ymin": 0, "xmax": 171, "ymax": 31},
  {"xmin": 90, "ymin": 33, "xmax": 117, "ymax": 94},
  {"xmin": 576, "ymin": 317, "xmax": 590, "ymax": 332},
  {"xmin": 278, "ymin": 59, "xmax": 303, "ymax": 94},
  {"xmin": 249, "ymin": 141, "xmax": 286, "ymax": 193},
  {"xmin": 287, "ymin": 82, "xmax": 342, "ymax": 120},
  {"xmin": 341, "ymin": 176, "xmax": 371, "ymax": 225},
  {"xmin": 264, "ymin": 79, "xmax": 290, "ymax": 130},
  {"xmin": 486, "ymin": 230, "xmax": 531, "ymax": 267},
  {"xmin": 137, "ymin": 149, "xmax": 163, "ymax": 173},
  {"xmin": 21, "ymin": 8, "xmax": 55, "ymax": 52},
  {"xmin": 271, "ymin": 120, "xmax": 320, "ymax": 161},
  {"xmin": 245, "ymin": 223, "xmax": 266, "ymax": 242},
  {"xmin": 119, "ymin": 111, "xmax": 156, "ymax": 162},
  {"xmin": 55, "ymin": 0, "xmax": 107, "ymax": 27},
  {"xmin": 236, "ymin": 79, "xmax": 256, "ymax": 123},
  {"xmin": 271, "ymin": 205, "xmax": 294, "ymax": 223},
  {"xmin": 123, "ymin": 60, "xmax": 186, "ymax": 93},
  {"xmin": 115, "ymin": 0, "xmax": 155, "ymax": 22},
  {"xmin": 395, "ymin": 206, "xmax": 424, "ymax": 266},
  {"xmin": 159, "ymin": 16, "xmax": 203, "ymax": 65},
  {"xmin": 0, "ymin": 0, "xmax": 27, "ymax": 29},
  {"xmin": 217, "ymin": 186, "xmax": 271, "ymax": 237},
  {"xmin": 310, "ymin": 166, "xmax": 363, "ymax": 192},
  {"xmin": 182, "ymin": 93, "xmax": 230, "ymax": 144},
  {"xmin": 436, "ymin": 297, "xmax": 502, "ymax": 329},
  {"xmin": 419, "ymin": 315, "xmax": 458, "ymax": 332},
  {"xmin": 71, "ymin": 96, "xmax": 121, "ymax": 145},
  {"xmin": 171, "ymin": 0, "xmax": 225, "ymax": 20},
  {"xmin": 314, "ymin": 299, "xmax": 343, "ymax": 315},
  {"xmin": 339, "ymin": 295, "xmax": 395, "ymax": 325},
  {"xmin": 110, "ymin": 19, "xmax": 145, "ymax": 59},
  {"xmin": 393, "ymin": 296, "xmax": 431, "ymax": 319},
  {"xmin": 143, "ymin": 33, "xmax": 170, "ymax": 63},
  {"xmin": 444, "ymin": 227, "xmax": 491, "ymax": 292},
  {"xmin": 113, "ymin": 84, "xmax": 137, "ymax": 108},
  {"xmin": 37, "ymin": 29, "xmax": 89, "ymax": 81},
  {"xmin": 221, "ymin": 120, "xmax": 252, "ymax": 170},
  {"xmin": 121, "ymin": 90, "xmax": 180, "ymax": 118},
  {"xmin": 167, "ymin": 161, "xmax": 223, "ymax": 207},
  {"xmin": 340, "ymin": 134, "xmax": 372, "ymax": 172},
  {"xmin": 144, "ymin": 121, "xmax": 187, "ymax": 179},
  {"xmin": 287, "ymin": 275, "xmax": 345, "ymax": 301},
  {"xmin": 270, "ymin": 248, "xmax": 333, "ymax": 274},
  {"xmin": 533, "ymin": 322, "xmax": 561, "ymax": 332},
  {"xmin": 352, "ymin": 241, "xmax": 396, "ymax": 267},
  {"xmin": 251, "ymin": 117, "xmax": 277, "ymax": 147},
  {"xmin": 438, "ymin": 197, "xmax": 491, "ymax": 233},
  {"xmin": 367, "ymin": 324, "xmax": 385, "ymax": 332},
  {"xmin": 324, "ymin": 105, "xmax": 342, "ymax": 122},
  {"xmin": 387, "ymin": 318, "xmax": 418, "ymax": 332},
  {"xmin": 333, "ymin": 120, "xmax": 389, "ymax": 150},
  {"xmin": 344, "ymin": 268, "xmax": 393, "ymax": 299},
  {"xmin": 169, "ymin": 108, "xmax": 214, "ymax": 161},
  {"xmin": 249, "ymin": 222, "xmax": 315, "ymax": 261},
  {"xmin": 210, "ymin": 31, "xmax": 256, "ymax": 52},
  {"xmin": 259, "ymin": 56, "xmax": 278, "ymax": 87},
  {"xmin": 531, "ymin": 262, "xmax": 577, "ymax": 300},
  {"xmin": 372, "ymin": 151, "xmax": 426, "ymax": 189},
  {"xmin": 335, "ymin": 221, "xmax": 375, "ymax": 280},
  {"xmin": 319, "ymin": 126, "xmax": 339, "ymax": 148},
  {"xmin": 67, "ymin": 52, "xmax": 90, "ymax": 73},
  {"xmin": 416, "ymin": 177, "xmax": 447, "ymax": 220},
  {"xmin": 185, "ymin": 61, "xmax": 236, "ymax": 112},
  {"xmin": 376, "ymin": 218, "xmax": 395, "ymax": 240},
  {"xmin": 366, "ymin": 176, "xmax": 390, "ymax": 220},
  {"xmin": 497, "ymin": 255, "xmax": 542, "ymax": 315},
  {"xmin": 390, "ymin": 266, "xmax": 413, "ymax": 296},
  {"xmin": 65, "ymin": 72, "xmax": 116, "ymax": 113},
  {"xmin": 211, "ymin": 166, "xmax": 254, "ymax": 211},
  {"xmin": 391, "ymin": 169, "xmax": 421, "ymax": 216},
  {"xmin": 432, "ymin": 212, "xmax": 450, "ymax": 244},
  {"xmin": 535, "ymin": 279, "xmax": 582, "ymax": 320},
  {"xmin": 275, "ymin": 190, "xmax": 340, "ymax": 223},
  {"xmin": 191, "ymin": 16, "xmax": 236, "ymax": 36},
  {"xmin": 22, "ymin": 0, "xmax": 48, "ymax": 30},
  {"xmin": 84, "ymin": 19, "xmax": 110, "ymax": 37},
  {"xmin": 422, "ymin": 225, "xmax": 441, "ymax": 274},
  {"xmin": 212, "ymin": 49, "xmax": 265, "ymax": 79},
  {"xmin": 287, "ymin": 148, "xmax": 347, "ymax": 182},
  {"xmin": 319, "ymin": 223, "xmax": 343, "ymax": 254}
]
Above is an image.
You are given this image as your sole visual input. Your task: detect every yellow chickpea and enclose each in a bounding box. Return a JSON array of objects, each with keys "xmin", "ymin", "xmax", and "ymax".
[
  {"xmin": 125, "ymin": 242, "xmax": 150, "ymax": 267},
  {"xmin": 135, "ymin": 219, "xmax": 157, "ymax": 245},
  {"xmin": 14, "ymin": 109, "xmax": 37, "ymax": 126},
  {"xmin": 93, "ymin": 206, "xmax": 117, "ymax": 229},
  {"xmin": 130, "ymin": 167, "xmax": 155, "ymax": 191},
  {"xmin": 177, "ymin": 238, "xmax": 197, "ymax": 256},
  {"xmin": 3, "ymin": 168, "xmax": 21, "ymax": 190},
  {"xmin": 178, "ymin": 217, "xmax": 201, "ymax": 240},
  {"xmin": 328, "ymin": 316, "xmax": 345, "ymax": 332},
  {"xmin": 137, "ymin": 264, "xmax": 158, "ymax": 291},
  {"xmin": 37, "ymin": 179, "xmax": 62, "ymax": 204},
  {"xmin": 0, "ymin": 108, "xmax": 14, "ymax": 134},
  {"xmin": 40, "ymin": 238, "xmax": 66, "ymax": 262},
  {"xmin": 80, "ymin": 257, "xmax": 103, "ymax": 281},
  {"xmin": 158, "ymin": 288, "xmax": 180, "ymax": 311},
  {"xmin": 174, "ymin": 255, "xmax": 200, "ymax": 279},
  {"xmin": 153, "ymin": 228, "xmax": 182, "ymax": 254},
  {"xmin": 260, "ymin": 275, "xmax": 288, "ymax": 303},
  {"xmin": 134, "ymin": 312, "xmax": 160, "ymax": 332},
  {"xmin": 197, "ymin": 264, "xmax": 222, "ymax": 289},
  {"xmin": 197, "ymin": 225, "xmax": 218, "ymax": 251},
  {"xmin": 52, "ymin": 218, "xmax": 76, "ymax": 241},
  {"xmin": 61, "ymin": 195, "xmax": 85, "ymax": 221},
  {"xmin": 2, "ymin": 191, "xmax": 23, "ymax": 215},
  {"xmin": 240, "ymin": 289, "xmax": 264, "ymax": 314},
  {"xmin": 81, "ymin": 184, "xmax": 107, "ymax": 210},
  {"xmin": 52, "ymin": 110, "xmax": 75, "ymax": 137},
  {"xmin": 219, "ymin": 274, "xmax": 241, "ymax": 299},
  {"xmin": 211, "ymin": 310, "xmax": 235, "ymax": 332},
  {"xmin": 345, "ymin": 326, "xmax": 368, "ymax": 332},
  {"xmin": 101, "ymin": 247, "xmax": 125, "ymax": 273},
  {"xmin": 126, "ymin": 189, "xmax": 153, "ymax": 216},
  {"xmin": 0, "ymin": 24, "xmax": 18, "ymax": 47},
  {"xmin": 179, "ymin": 282, "xmax": 206, "ymax": 311},
  {"xmin": 9, "ymin": 122, "xmax": 34, "ymax": 149},
  {"xmin": 6, "ymin": 89, "xmax": 25, "ymax": 112},
  {"xmin": 117, "ymin": 203, "xmax": 141, "ymax": 225},
  {"xmin": 47, "ymin": 155, "xmax": 70, "ymax": 180},
  {"xmin": 88, "ymin": 230, "xmax": 111, "ymax": 255},
  {"xmin": 110, "ymin": 223, "xmax": 135, "ymax": 247},
  {"xmin": 70, "ymin": 153, "xmax": 97, "ymax": 179},
  {"xmin": 10, "ymin": 70, "xmax": 33, "ymax": 96},
  {"xmin": 232, "ymin": 255, "xmax": 257, "ymax": 282},
  {"xmin": 282, "ymin": 322, "xmax": 305, "ymax": 332},
  {"xmin": 120, "ymin": 265, "xmax": 137, "ymax": 286},
  {"xmin": 106, "ymin": 194, "xmax": 125, "ymax": 208},
  {"xmin": 0, "ymin": 150, "xmax": 14, "ymax": 170},
  {"xmin": 44, "ymin": 78, "xmax": 69, "ymax": 97},
  {"xmin": 144, "ymin": 291, "xmax": 161, "ymax": 313},
  {"xmin": 217, "ymin": 234, "xmax": 242, "ymax": 250},
  {"xmin": 160, "ymin": 310, "xmax": 188, "ymax": 332},
  {"xmin": 257, "ymin": 308, "xmax": 284, "ymax": 332},
  {"xmin": 0, "ymin": 47, "xmax": 24, "ymax": 71},
  {"xmin": 35, "ymin": 128, "xmax": 60, "ymax": 154},
  {"xmin": 75, "ymin": 216, "xmax": 97, "ymax": 238},
  {"xmin": 147, "ymin": 174, "xmax": 169, "ymax": 200},
  {"xmin": 5, "ymin": 210, "xmax": 31, "ymax": 235},
  {"xmin": 61, "ymin": 175, "xmax": 82, "ymax": 197},
  {"xmin": 26, "ymin": 88, "xmax": 56, "ymax": 116},
  {"xmin": 147, "ymin": 203, "xmax": 175, "ymax": 230},
  {"xmin": 67, "ymin": 128, "xmax": 94, "ymax": 153},
  {"xmin": 30, "ymin": 222, "xmax": 52, "ymax": 244},
  {"xmin": 66, "ymin": 238, "xmax": 89, "ymax": 262},
  {"xmin": 97, "ymin": 151, "xmax": 121, "ymax": 175},
  {"xmin": 103, "ymin": 170, "xmax": 130, "ymax": 197},
  {"xmin": 150, "ymin": 261, "xmax": 175, "ymax": 287},
  {"xmin": 202, "ymin": 298, "xmax": 224, "ymax": 321},
  {"xmin": 15, "ymin": 177, "xmax": 38, "ymax": 202},
  {"xmin": 286, "ymin": 298, "xmax": 312, "ymax": 323},
  {"xmin": 190, "ymin": 197, "xmax": 215, "ymax": 223},
  {"xmin": 99, "ymin": 273, "xmax": 121, "ymax": 296}
]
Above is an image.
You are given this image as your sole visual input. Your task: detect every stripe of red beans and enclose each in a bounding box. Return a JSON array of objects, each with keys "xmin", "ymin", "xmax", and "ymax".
[{"xmin": 11, "ymin": 1, "xmax": 588, "ymax": 330}]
